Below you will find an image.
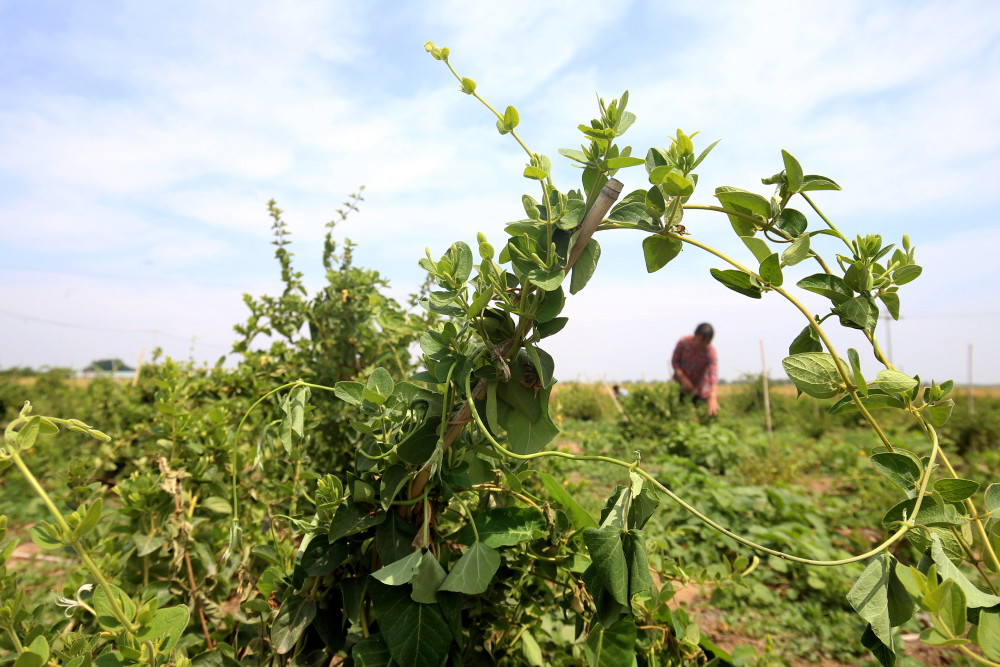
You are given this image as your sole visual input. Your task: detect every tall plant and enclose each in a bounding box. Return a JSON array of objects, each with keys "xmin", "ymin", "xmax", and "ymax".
[{"xmin": 249, "ymin": 44, "xmax": 999, "ymax": 666}]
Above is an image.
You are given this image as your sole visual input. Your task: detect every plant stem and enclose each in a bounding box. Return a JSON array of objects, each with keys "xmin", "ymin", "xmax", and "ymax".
[
  {"xmin": 934, "ymin": 444, "xmax": 1000, "ymax": 574},
  {"xmin": 8, "ymin": 445, "xmax": 139, "ymax": 633},
  {"xmin": 464, "ymin": 374, "xmax": 915, "ymax": 566},
  {"xmin": 5, "ymin": 628, "xmax": 24, "ymax": 654},
  {"xmin": 800, "ymin": 193, "xmax": 851, "ymax": 247}
]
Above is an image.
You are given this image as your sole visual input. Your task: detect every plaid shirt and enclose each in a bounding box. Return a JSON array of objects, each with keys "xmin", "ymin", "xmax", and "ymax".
[{"xmin": 671, "ymin": 335, "xmax": 718, "ymax": 399}]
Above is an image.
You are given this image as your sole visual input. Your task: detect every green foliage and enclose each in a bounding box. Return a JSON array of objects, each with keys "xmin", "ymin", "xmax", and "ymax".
[{"xmin": 552, "ymin": 383, "xmax": 615, "ymax": 421}]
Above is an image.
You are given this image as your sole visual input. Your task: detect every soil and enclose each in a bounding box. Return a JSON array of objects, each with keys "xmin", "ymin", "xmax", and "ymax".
[{"xmin": 669, "ymin": 581, "xmax": 962, "ymax": 666}]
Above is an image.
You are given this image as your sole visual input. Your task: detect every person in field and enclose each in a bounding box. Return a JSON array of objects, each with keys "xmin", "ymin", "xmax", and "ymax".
[{"xmin": 671, "ymin": 322, "xmax": 719, "ymax": 416}]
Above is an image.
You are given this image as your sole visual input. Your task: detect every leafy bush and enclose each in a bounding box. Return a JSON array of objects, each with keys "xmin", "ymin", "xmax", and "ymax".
[{"xmin": 551, "ymin": 383, "xmax": 615, "ymax": 421}]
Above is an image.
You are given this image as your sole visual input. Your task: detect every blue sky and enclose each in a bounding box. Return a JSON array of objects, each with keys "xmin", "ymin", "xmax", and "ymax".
[{"xmin": 2, "ymin": 1, "xmax": 999, "ymax": 386}]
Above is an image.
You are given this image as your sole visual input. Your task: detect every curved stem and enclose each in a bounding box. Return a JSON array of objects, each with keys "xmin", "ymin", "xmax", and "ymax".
[
  {"xmin": 463, "ymin": 374, "xmax": 909, "ymax": 566},
  {"xmin": 934, "ymin": 445, "xmax": 1000, "ymax": 574},
  {"xmin": 682, "ymin": 204, "xmax": 834, "ymax": 274},
  {"xmin": 956, "ymin": 645, "xmax": 1000, "ymax": 667},
  {"xmin": 800, "ymin": 193, "xmax": 851, "ymax": 247},
  {"xmin": 8, "ymin": 442, "xmax": 139, "ymax": 633},
  {"xmin": 443, "ymin": 60, "xmax": 534, "ymax": 159}
]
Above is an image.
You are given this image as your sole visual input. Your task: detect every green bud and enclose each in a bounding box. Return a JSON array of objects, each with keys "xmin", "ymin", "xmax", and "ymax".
[{"xmin": 460, "ymin": 77, "xmax": 476, "ymax": 94}]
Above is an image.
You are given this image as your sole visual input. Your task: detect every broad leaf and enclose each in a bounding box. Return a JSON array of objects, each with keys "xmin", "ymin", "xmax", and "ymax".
[
  {"xmin": 538, "ymin": 471, "xmax": 598, "ymax": 530},
  {"xmin": 570, "ymin": 239, "xmax": 600, "ymax": 294},
  {"xmin": 797, "ymin": 273, "xmax": 852, "ymax": 304},
  {"xmin": 369, "ymin": 581, "xmax": 451, "ymax": 667},
  {"xmin": 782, "ymin": 353, "xmax": 843, "ymax": 398},
  {"xmin": 877, "ymin": 370, "xmax": 918, "ymax": 395},
  {"xmin": 642, "ymin": 235, "xmax": 682, "ymax": 273},
  {"xmin": 709, "ymin": 269, "xmax": 762, "ymax": 298},
  {"xmin": 930, "ymin": 534, "xmax": 1000, "ymax": 608},
  {"xmin": 440, "ymin": 543, "xmax": 501, "ymax": 595},
  {"xmin": 584, "ymin": 619, "xmax": 637, "ymax": 667},
  {"xmin": 583, "ymin": 527, "xmax": 629, "ymax": 606},
  {"xmin": 271, "ymin": 594, "xmax": 317, "ymax": 655},
  {"xmin": 136, "ymin": 605, "xmax": 189, "ymax": 655},
  {"xmin": 781, "ymin": 149, "xmax": 804, "ymax": 192},
  {"xmin": 456, "ymin": 507, "xmax": 546, "ymax": 548},
  {"xmin": 870, "ymin": 452, "xmax": 922, "ymax": 496}
]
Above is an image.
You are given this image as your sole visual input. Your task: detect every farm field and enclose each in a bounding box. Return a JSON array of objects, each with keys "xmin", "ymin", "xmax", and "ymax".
[{"xmin": 2, "ymin": 369, "xmax": 998, "ymax": 666}]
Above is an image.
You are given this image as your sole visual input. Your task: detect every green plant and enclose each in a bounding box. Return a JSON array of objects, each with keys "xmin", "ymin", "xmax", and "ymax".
[{"xmin": 1, "ymin": 403, "xmax": 190, "ymax": 666}]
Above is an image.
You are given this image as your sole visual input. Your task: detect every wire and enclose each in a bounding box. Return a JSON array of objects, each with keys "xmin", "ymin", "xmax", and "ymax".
[
  {"xmin": 0, "ymin": 308, "xmax": 230, "ymax": 349},
  {"xmin": 0, "ymin": 265, "xmax": 248, "ymax": 290}
]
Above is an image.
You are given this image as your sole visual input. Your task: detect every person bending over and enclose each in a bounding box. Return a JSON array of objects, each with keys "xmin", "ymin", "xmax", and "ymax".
[{"xmin": 671, "ymin": 322, "xmax": 719, "ymax": 416}]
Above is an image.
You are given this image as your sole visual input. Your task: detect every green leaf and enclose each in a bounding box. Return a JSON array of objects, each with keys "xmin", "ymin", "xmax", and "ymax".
[
  {"xmin": 352, "ymin": 634, "xmax": 394, "ymax": 667},
  {"xmin": 623, "ymin": 530, "xmax": 652, "ymax": 599},
  {"xmin": 14, "ymin": 636, "xmax": 48, "ymax": 667},
  {"xmin": 927, "ymin": 399, "xmax": 955, "ymax": 426},
  {"xmin": 935, "ymin": 581, "xmax": 968, "ymax": 638},
  {"xmin": 642, "ymin": 235, "xmax": 682, "ymax": 273},
  {"xmin": 365, "ymin": 368, "xmax": 393, "ymax": 402},
  {"xmin": 372, "ymin": 550, "xmax": 423, "ymax": 586},
  {"xmin": 877, "ymin": 370, "xmax": 918, "ymax": 395},
  {"xmin": 893, "ymin": 264, "xmax": 922, "ymax": 285},
  {"xmin": 557, "ymin": 198, "xmax": 586, "ymax": 230},
  {"xmin": 657, "ymin": 170, "xmax": 695, "ymax": 197},
  {"xmin": 520, "ymin": 630, "xmax": 544, "ymax": 667},
  {"xmin": 583, "ymin": 527, "xmax": 629, "ymax": 606},
  {"xmin": 410, "ymin": 550, "xmax": 447, "ymax": 603},
  {"xmin": 930, "ymin": 534, "xmax": 1000, "ymax": 608},
  {"xmin": 782, "ymin": 234, "xmax": 811, "ymax": 266},
  {"xmin": 456, "ymin": 507, "xmax": 546, "ymax": 548},
  {"xmin": 538, "ymin": 471, "xmax": 598, "ymax": 530},
  {"xmin": 75, "ymin": 498, "xmax": 103, "ymax": 538},
  {"xmin": 270, "ymin": 594, "xmax": 317, "ymax": 655},
  {"xmin": 933, "ymin": 479, "xmax": 980, "ymax": 503},
  {"xmin": 523, "ymin": 165, "xmax": 548, "ymax": 180},
  {"xmin": 709, "ymin": 269, "xmax": 762, "ymax": 298},
  {"xmin": 439, "ymin": 543, "xmax": 501, "ymax": 595},
  {"xmin": 136, "ymin": 605, "xmax": 189, "ymax": 655},
  {"xmin": 827, "ymin": 391, "xmax": 905, "ymax": 414},
  {"xmin": 776, "ymin": 208, "xmax": 808, "ymax": 237},
  {"xmin": 369, "ymin": 581, "xmax": 451, "ymax": 667},
  {"xmin": 861, "ymin": 624, "xmax": 896, "ymax": 667},
  {"xmin": 334, "ymin": 381, "xmax": 364, "ymax": 406},
  {"xmin": 584, "ymin": 618, "xmax": 637, "ymax": 667},
  {"xmin": 527, "ymin": 267, "xmax": 565, "ymax": 291},
  {"xmin": 714, "ymin": 187, "xmax": 771, "ymax": 218},
  {"xmin": 93, "ymin": 583, "xmax": 137, "ymax": 631},
  {"xmin": 605, "ymin": 156, "xmax": 645, "ymax": 169},
  {"xmin": 526, "ymin": 344, "xmax": 555, "ymax": 389},
  {"xmin": 782, "ymin": 353, "xmax": 844, "ymax": 398},
  {"xmin": 788, "ymin": 325, "xmax": 823, "ymax": 355},
  {"xmin": 870, "ymin": 452, "xmax": 922, "ymax": 496},
  {"xmin": 497, "ymin": 400, "xmax": 558, "ymax": 455},
  {"xmin": 799, "ymin": 174, "xmax": 842, "ymax": 191},
  {"xmin": 200, "ymin": 496, "xmax": 232, "ymax": 514},
  {"xmin": 977, "ymin": 608, "xmax": 1000, "ymax": 660},
  {"xmin": 570, "ymin": 239, "xmax": 601, "ymax": 294},
  {"xmin": 15, "ymin": 417, "xmax": 42, "ymax": 452},
  {"xmin": 847, "ymin": 348, "xmax": 866, "ymax": 397},
  {"xmin": 759, "ymin": 253, "xmax": 783, "ymax": 286},
  {"xmin": 503, "ymin": 105, "xmax": 519, "ymax": 131},
  {"xmin": 740, "ymin": 236, "xmax": 772, "ymax": 263},
  {"xmin": 985, "ymin": 483, "xmax": 1000, "ymax": 514},
  {"xmin": 30, "ymin": 523, "xmax": 63, "ymax": 550},
  {"xmin": 797, "ymin": 273, "xmax": 852, "ymax": 304},
  {"xmin": 781, "ymin": 149, "xmax": 804, "ymax": 193},
  {"xmin": 847, "ymin": 554, "xmax": 895, "ymax": 649},
  {"xmin": 833, "ymin": 295, "xmax": 879, "ymax": 331}
]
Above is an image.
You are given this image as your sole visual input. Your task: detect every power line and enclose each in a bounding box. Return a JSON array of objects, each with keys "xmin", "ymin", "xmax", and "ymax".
[
  {"xmin": 0, "ymin": 308, "xmax": 231, "ymax": 349},
  {"xmin": 0, "ymin": 265, "xmax": 250, "ymax": 290}
]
